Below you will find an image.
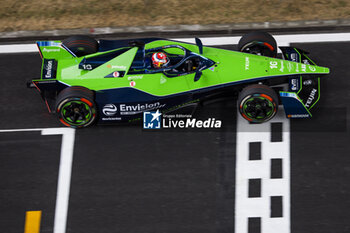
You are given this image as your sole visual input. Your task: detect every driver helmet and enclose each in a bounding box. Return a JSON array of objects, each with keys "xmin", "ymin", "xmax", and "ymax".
[{"xmin": 152, "ymin": 52, "xmax": 169, "ymax": 68}]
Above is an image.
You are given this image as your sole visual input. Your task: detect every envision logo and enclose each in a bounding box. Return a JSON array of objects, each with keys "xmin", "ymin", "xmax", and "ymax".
[
  {"xmin": 102, "ymin": 104, "xmax": 118, "ymax": 116},
  {"xmin": 45, "ymin": 60, "xmax": 53, "ymax": 78}
]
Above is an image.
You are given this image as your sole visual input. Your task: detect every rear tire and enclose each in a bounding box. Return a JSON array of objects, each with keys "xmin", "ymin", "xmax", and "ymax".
[
  {"xmin": 56, "ymin": 86, "xmax": 97, "ymax": 128},
  {"xmin": 238, "ymin": 31, "xmax": 277, "ymax": 57},
  {"xmin": 62, "ymin": 35, "xmax": 98, "ymax": 57},
  {"xmin": 238, "ymin": 84, "xmax": 279, "ymax": 123}
]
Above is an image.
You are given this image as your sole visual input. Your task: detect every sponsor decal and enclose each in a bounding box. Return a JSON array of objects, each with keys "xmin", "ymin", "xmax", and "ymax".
[
  {"xmin": 303, "ymin": 79, "xmax": 313, "ymax": 86},
  {"xmin": 143, "ymin": 110, "xmax": 162, "ymax": 129},
  {"xmin": 102, "ymin": 117, "xmax": 122, "ymax": 121},
  {"xmin": 287, "ymin": 114, "xmax": 310, "ymax": 118},
  {"xmin": 309, "ymin": 65, "xmax": 316, "ymax": 72},
  {"xmin": 291, "ymin": 53, "xmax": 298, "ymax": 62},
  {"xmin": 279, "ymin": 61, "xmax": 284, "ymax": 72},
  {"xmin": 160, "ymin": 75, "xmax": 167, "ymax": 84},
  {"xmin": 107, "ymin": 64, "xmax": 127, "ymax": 70},
  {"xmin": 290, "ymin": 78, "xmax": 299, "ymax": 91},
  {"xmin": 43, "ymin": 47, "xmax": 60, "ymax": 53},
  {"xmin": 163, "ymin": 99, "xmax": 199, "ymax": 114},
  {"xmin": 295, "ymin": 63, "xmax": 299, "ymax": 72},
  {"xmin": 305, "ymin": 88, "xmax": 318, "ymax": 108},
  {"xmin": 209, "ymin": 66, "xmax": 215, "ymax": 72},
  {"xmin": 127, "ymin": 75, "xmax": 143, "ymax": 80},
  {"xmin": 130, "ymin": 81, "xmax": 136, "ymax": 87},
  {"xmin": 302, "ymin": 59, "xmax": 310, "ymax": 64},
  {"xmin": 37, "ymin": 41, "xmax": 61, "ymax": 47},
  {"xmin": 301, "ymin": 64, "xmax": 306, "ymax": 72},
  {"xmin": 245, "ymin": 57, "xmax": 249, "ymax": 70},
  {"xmin": 113, "ymin": 65, "xmax": 126, "ymax": 69},
  {"xmin": 36, "ymin": 80, "xmax": 57, "ymax": 84},
  {"xmin": 43, "ymin": 59, "xmax": 56, "ymax": 79},
  {"xmin": 287, "ymin": 62, "xmax": 293, "ymax": 72},
  {"xmin": 104, "ymin": 71, "xmax": 125, "ymax": 78},
  {"xmin": 45, "ymin": 60, "xmax": 53, "ymax": 78},
  {"xmin": 270, "ymin": 61, "xmax": 278, "ymax": 69},
  {"xmin": 102, "ymin": 104, "xmax": 118, "ymax": 116},
  {"xmin": 102, "ymin": 102, "xmax": 165, "ymax": 117},
  {"xmin": 120, "ymin": 102, "xmax": 165, "ymax": 115}
]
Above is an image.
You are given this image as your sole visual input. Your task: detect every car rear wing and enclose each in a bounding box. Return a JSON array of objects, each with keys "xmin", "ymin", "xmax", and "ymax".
[
  {"xmin": 279, "ymin": 47, "xmax": 329, "ymax": 118},
  {"xmin": 37, "ymin": 41, "xmax": 76, "ymax": 59},
  {"xmin": 26, "ymin": 41, "xmax": 74, "ymax": 111},
  {"xmin": 27, "ymin": 41, "xmax": 76, "ymax": 87}
]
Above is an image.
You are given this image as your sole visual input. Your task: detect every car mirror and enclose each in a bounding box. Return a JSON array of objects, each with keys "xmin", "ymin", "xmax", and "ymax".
[
  {"xmin": 194, "ymin": 70, "xmax": 202, "ymax": 82},
  {"xmin": 195, "ymin": 38, "xmax": 203, "ymax": 54}
]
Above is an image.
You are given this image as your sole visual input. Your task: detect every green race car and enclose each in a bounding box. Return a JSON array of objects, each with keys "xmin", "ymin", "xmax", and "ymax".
[{"xmin": 28, "ymin": 31, "xmax": 330, "ymax": 128}]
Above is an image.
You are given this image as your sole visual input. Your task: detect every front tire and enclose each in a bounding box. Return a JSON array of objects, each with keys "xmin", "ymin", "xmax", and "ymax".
[
  {"xmin": 56, "ymin": 86, "xmax": 97, "ymax": 128},
  {"xmin": 238, "ymin": 84, "xmax": 279, "ymax": 123},
  {"xmin": 238, "ymin": 31, "xmax": 277, "ymax": 57}
]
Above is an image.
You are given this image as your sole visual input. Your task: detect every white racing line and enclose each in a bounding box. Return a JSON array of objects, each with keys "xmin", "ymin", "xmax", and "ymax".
[
  {"xmin": 0, "ymin": 128, "xmax": 75, "ymax": 233},
  {"xmin": 1, "ymin": 32, "xmax": 350, "ymax": 233}
]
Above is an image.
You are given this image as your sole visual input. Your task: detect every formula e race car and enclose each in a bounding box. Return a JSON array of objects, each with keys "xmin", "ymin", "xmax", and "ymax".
[{"xmin": 27, "ymin": 31, "xmax": 330, "ymax": 128}]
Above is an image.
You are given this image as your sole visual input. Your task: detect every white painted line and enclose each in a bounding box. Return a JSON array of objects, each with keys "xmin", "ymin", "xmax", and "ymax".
[
  {"xmin": 0, "ymin": 44, "xmax": 37, "ymax": 53},
  {"xmin": 42, "ymin": 128, "xmax": 75, "ymax": 233},
  {"xmin": 1, "ymin": 32, "xmax": 350, "ymax": 53},
  {"xmin": 0, "ymin": 128, "xmax": 47, "ymax": 132},
  {"xmin": 0, "ymin": 127, "xmax": 75, "ymax": 233},
  {"xmin": 176, "ymin": 32, "xmax": 350, "ymax": 46},
  {"xmin": 235, "ymin": 108, "xmax": 290, "ymax": 233}
]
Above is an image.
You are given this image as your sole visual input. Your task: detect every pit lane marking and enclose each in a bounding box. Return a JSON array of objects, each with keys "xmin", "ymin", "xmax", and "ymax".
[
  {"xmin": 0, "ymin": 128, "xmax": 75, "ymax": 233},
  {"xmin": 1, "ymin": 32, "xmax": 350, "ymax": 53}
]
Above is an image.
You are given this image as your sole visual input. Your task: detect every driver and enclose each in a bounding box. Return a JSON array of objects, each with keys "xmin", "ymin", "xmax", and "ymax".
[{"xmin": 151, "ymin": 52, "xmax": 170, "ymax": 68}]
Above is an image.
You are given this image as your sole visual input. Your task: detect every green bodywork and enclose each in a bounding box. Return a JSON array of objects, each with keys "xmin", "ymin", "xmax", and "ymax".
[{"xmin": 35, "ymin": 39, "xmax": 330, "ymax": 97}]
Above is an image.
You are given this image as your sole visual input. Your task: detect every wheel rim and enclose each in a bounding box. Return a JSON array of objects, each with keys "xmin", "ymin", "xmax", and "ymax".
[
  {"xmin": 59, "ymin": 99, "xmax": 94, "ymax": 127},
  {"xmin": 241, "ymin": 94, "xmax": 276, "ymax": 122}
]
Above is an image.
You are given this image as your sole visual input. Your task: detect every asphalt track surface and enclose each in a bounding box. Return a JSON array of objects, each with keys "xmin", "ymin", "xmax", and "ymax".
[{"xmin": 0, "ymin": 33, "xmax": 350, "ymax": 233}]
